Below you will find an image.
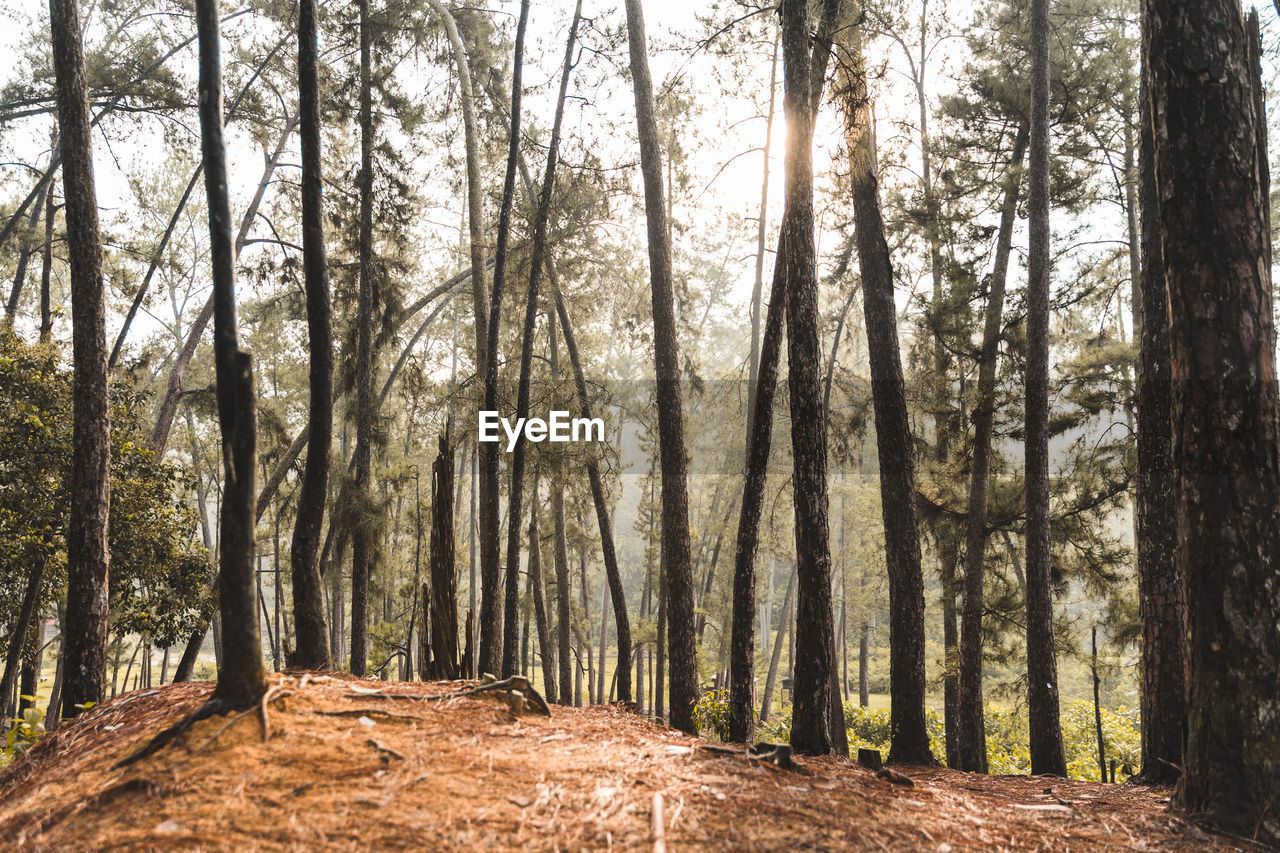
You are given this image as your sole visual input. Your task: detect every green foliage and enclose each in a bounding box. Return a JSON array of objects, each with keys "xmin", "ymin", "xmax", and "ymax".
[
  {"xmin": 692, "ymin": 689, "xmax": 731, "ymax": 742},
  {"xmin": 0, "ymin": 330, "xmax": 210, "ymax": 648},
  {"xmin": 2, "ymin": 700, "xmax": 45, "ymax": 765}
]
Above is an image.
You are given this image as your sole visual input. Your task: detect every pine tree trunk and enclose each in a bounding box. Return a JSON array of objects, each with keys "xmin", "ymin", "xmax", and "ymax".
[
  {"xmin": 1130, "ymin": 59, "xmax": 1184, "ymax": 788},
  {"xmin": 429, "ymin": 434, "xmax": 459, "ymax": 679},
  {"xmin": 1025, "ymin": 0, "xmax": 1067, "ymax": 778},
  {"xmin": 349, "ymin": 0, "xmax": 376, "ymax": 678},
  {"xmin": 290, "ymin": 0, "xmax": 333, "ymax": 670},
  {"xmin": 835, "ymin": 8, "xmax": 931, "ymax": 765},
  {"xmin": 1147, "ymin": 2, "xmax": 1280, "ymax": 842},
  {"xmin": 779, "ymin": 0, "xmax": 841, "ymax": 757},
  {"xmin": 0, "ymin": 557, "xmax": 47, "ymax": 724},
  {"xmin": 478, "ymin": 0, "xmax": 530, "ymax": 678},
  {"xmin": 195, "ymin": 0, "xmax": 267, "ymax": 709},
  {"xmin": 50, "ymin": 0, "xmax": 110, "ymax": 721},
  {"xmin": 4, "ymin": 180, "xmax": 49, "ymax": 324},
  {"xmin": 500, "ymin": 4, "xmax": 582, "ymax": 678},
  {"xmin": 956, "ymin": 123, "xmax": 1029, "ymax": 773},
  {"xmin": 624, "ymin": 0, "xmax": 695, "ymax": 731}
]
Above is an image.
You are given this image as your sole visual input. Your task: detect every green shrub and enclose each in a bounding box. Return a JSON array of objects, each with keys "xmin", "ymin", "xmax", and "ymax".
[
  {"xmin": 692, "ymin": 689, "xmax": 730, "ymax": 741},
  {"xmin": 2, "ymin": 699, "xmax": 46, "ymax": 765}
]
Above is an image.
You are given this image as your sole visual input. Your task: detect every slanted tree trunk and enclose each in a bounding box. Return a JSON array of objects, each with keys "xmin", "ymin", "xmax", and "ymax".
[
  {"xmin": 479, "ymin": 0, "xmax": 531, "ymax": 677},
  {"xmin": 1024, "ymin": 0, "xmax": 1067, "ymax": 778},
  {"xmin": 348, "ymin": 0, "xmax": 376, "ymax": 678},
  {"xmin": 624, "ymin": 0, "xmax": 695, "ymax": 731},
  {"xmin": 4, "ymin": 180, "xmax": 49, "ymax": 324},
  {"xmin": 147, "ymin": 118, "xmax": 297, "ymax": 456},
  {"xmin": 50, "ymin": 0, "xmax": 110, "ymax": 721},
  {"xmin": 196, "ymin": 0, "xmax": 267, "ymax": 710},
  {"xmin": 1147, "ymin": 2, "xmax": 1280, "ymax": 842},
  {"xmin": 835, "ymin": 10, "xmax": 930, "ymax": 765},
  {"xmin": 289, "ymin": 0, "xmax": 333, "ymax": 671},
  {"xmin": 429, "ymin": 434, "xmax": 459, "ymax": 679},
  {"xmin": 1131, "ymin": 61, "xmax": 1184, "ymax": 788},
  {"xmin": 501, "ymin": 3, "xmax": 581, "ymax": 678},
  {"xmin": 0, "ymin": 557, "xmax": 48, "ymax": 724},
  {"xmin": 956, "ymin": 122, "xmax": 1029, "ymax": 773}
]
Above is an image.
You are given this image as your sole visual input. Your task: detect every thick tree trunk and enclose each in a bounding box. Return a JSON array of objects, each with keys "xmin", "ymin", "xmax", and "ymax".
[
  {"xmin": 778, "ymin": 0, "xmax": 842, "ymax": 757},
  {"xmin": 1146, "ymin": 2, "xmax": 1280, "ymax": 842},
  {"xmin": 479, "ymin": 0, "xmax": 531, "ymax": 678},
  {"xmin": 835, "ymin": 13, "xmax": 930, "ymax": 765},
  {"xmin": 624, "ymin": 0, "xmax": 696, "ymax": 732},
  {"xmin": 1025, "ymin": 0, "xmax": 1067, "ymax": 778},
  {"xmin": 289, "ymin": 0, "xmax": 333, "ymax": 670},
  {"xmin": 50, "ymin": 0, "xmax": 111, "ymax": 721},
  {"xmin": 727, "ymin": 0, "xmax": 842, "ymax": 751},
  {"xmin": 1131, "ymin": 60, "xmax": 1184, "ymax": 788},
  {"xmin": 956, "ymin": 123, "xmax": 1029, "ymax": 773},
  {"xmin": 196, "ymin": 0, "xmax": 267, "ymax": 709}
]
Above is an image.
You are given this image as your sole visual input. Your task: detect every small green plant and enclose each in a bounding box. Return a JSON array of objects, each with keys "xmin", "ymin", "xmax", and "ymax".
[
  {"xmin": 3, "ymin": 699, "xmax": 46, "ymax": 762},
  {"xmin": 692, "ymin": 689, "xmax": 731, "ymax": 741}
]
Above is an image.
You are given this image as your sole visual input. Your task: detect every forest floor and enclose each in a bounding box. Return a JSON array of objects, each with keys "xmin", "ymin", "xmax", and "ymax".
[{"xmin": 0, "ymin": 672, "xmax": 1267, "ymax": 852}]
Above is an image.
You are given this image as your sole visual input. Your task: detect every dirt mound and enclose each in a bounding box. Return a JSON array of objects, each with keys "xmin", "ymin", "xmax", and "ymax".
[{"xmin": 0, "ymin": 674, "xmax": 1262, "ymax": 851}]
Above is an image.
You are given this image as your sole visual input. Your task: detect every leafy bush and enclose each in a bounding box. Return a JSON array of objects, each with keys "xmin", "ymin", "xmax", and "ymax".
[
  {"xmin": 692, "ymin": 689, "xmax": 731, "ymax": 741},
  {"xmin": 2, "ymin": 699, "xmax": 46, "ymax": 765}
]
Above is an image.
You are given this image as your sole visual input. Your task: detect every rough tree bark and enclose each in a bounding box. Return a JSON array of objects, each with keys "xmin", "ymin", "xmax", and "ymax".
[
  {"xmin": 1131, "ymin": 58, "xmax": 1184, "ymax": 788},
  {"xmin": 624, "ymin": 0, "xmax": 697, "ymax": 732},
  {"xmin": 429, "ymin": 434, "xmax": 459, "ymax": 679},
  {"xmin": 196, "ymin": 0, "xmax": 267, "ymax": 710},
  {"xmin": 288, "ymin": 0, "xmax": 333, "ymax": 671},
  {"xmin": 779, "ymin": 0, "xmax": 844, "ymax": 757},
  {"xmin": 49, "ymin": 0, "xmax": 111, "ymax": 720},
  {"xmin": 1146, "ymin": 1, "xmax": 1280, "ymax": 842},
  {"xmin": 1025, "ymin": 0, "xmax": 1067, "ymax": 778},
  {"xmin": 727, "ymin": 0, "xmax": 841, "ymax": 747},
  {"xmin": 835, "ymin": 9, "xmax": 932, "ymax": 765},
  {"xmin": 956, "ymin": 123, "xmax": 1029, "ymax": 773}
]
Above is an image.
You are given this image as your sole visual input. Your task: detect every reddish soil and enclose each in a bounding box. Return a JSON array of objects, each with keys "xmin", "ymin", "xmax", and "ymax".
[{"xmin": 0, "ymin": 673, "xmax": 1266, "ymax": 851}]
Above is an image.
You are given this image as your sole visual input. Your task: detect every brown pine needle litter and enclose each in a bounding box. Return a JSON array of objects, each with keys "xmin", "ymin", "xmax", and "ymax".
[{"xmin": 0, "ymin": 674, "xmax": 1267, "ymax": 851}]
